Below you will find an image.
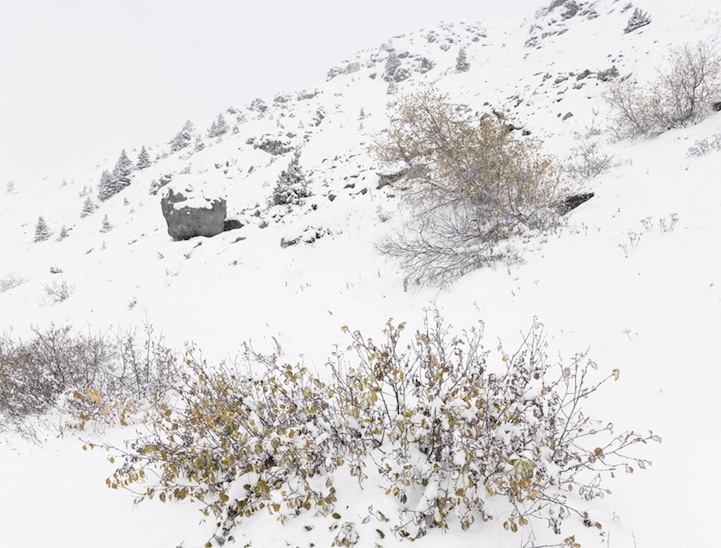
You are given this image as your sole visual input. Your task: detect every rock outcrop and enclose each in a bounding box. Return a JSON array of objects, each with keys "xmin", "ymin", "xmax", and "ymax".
[{"xmin": 161, "ymin": 179, "xmax": 227, "ymax": 240}]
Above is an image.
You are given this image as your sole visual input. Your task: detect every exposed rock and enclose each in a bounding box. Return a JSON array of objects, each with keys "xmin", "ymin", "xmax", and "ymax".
[
  {"xmin": 597, "ymin": 66, "xmax": 619, "ymax": 81},
  {"xmin": 562, "ymin": 112, "xmax": 574, "ymax": 121},
  {"xmin": 223, "ymin": 219, "xmax": 244, "ymax": 232},
  {"xmin": 556, "ymin": 192, "xmax": 595, "ymax": 215},
  {"xmin": 712, "ymin": 101, "xmax": 721, "ymax": 112},
  {"xmin": 548, "ymin": 0, "xmax": 579, "ymax": 19},
  {"xmin": 161, "ymin": 178, "xmax": 227, "ymax": 240},
  {"xmin": 576, "ymin": 69, "xmax": 592, "ymax": 80}
]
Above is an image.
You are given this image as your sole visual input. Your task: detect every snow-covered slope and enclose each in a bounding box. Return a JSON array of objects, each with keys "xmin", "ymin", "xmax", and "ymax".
[{"xmin": 2, "ymin": 1, "xmax": 721, "ymax": 546}]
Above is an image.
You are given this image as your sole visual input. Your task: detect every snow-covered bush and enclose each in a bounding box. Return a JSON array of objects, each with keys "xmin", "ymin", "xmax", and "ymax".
[
  {"xmin": 374, "ymin": 88, "xmax": 560, "ymax": 286},
  {"xmin": 606, "ymin": 40, "xmax": 721, "ymax": 138},
  {"xmin": 0, "ymin": 324, "xmax": 177, "ymax": 430},
  {"xmin": 105, "ymin": 345, "xmax": 343, "ymax": 545},
  {"xmin": 687, "ymin": 133, "xmax": 721, "ymax": 156},
  {"xmin": 566, "ymin": 138, "xmax": 616, "ymax": 180},
  {"xmin": 103, "ymin": 314, "xmax": 658, "ymax": 545},
  {"xmin": 330, "ymin": 314, "xmax": 658, "ymax": 539},
  {"xmin": 0, "ymin": 273, "xmax": 26, "ymax": 293},
  {"xmin": 269, "ymin": 149, "xmax": 311, "ymax": 206}
]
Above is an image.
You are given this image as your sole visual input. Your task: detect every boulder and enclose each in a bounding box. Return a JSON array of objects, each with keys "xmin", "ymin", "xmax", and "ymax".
[
  {"xmin": 161, "ymin": 178, "xmax": 227, "ymax": 240},
  {"xmin": 556, "ymin": 192, "xmax": 595, "ymax": 215}
]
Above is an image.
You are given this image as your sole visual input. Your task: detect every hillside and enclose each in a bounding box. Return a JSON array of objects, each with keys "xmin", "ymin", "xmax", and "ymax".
[{"xmin": 2, "ymin": 1, "xmax": 721, "ymax": 546}]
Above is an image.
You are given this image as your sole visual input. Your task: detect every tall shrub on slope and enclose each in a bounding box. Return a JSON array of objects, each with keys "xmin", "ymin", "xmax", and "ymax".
[
  {"xmin": 606, "ymin": 40, "xmax": 721, "ymax": 137},
  {"xmin": 374, "ymin": 89, "xmax": 560, "ymax": 286}
]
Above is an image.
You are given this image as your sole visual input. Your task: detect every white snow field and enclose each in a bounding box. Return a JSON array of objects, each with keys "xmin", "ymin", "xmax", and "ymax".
[{"xmin": 1, "ymin": 1, "xmax": 720, "ymax": 546}]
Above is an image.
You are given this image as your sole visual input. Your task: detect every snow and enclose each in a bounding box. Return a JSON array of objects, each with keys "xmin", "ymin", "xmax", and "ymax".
[{"xmin": 2, "ymin": 0, "xmax": 721, "ymax": 546}]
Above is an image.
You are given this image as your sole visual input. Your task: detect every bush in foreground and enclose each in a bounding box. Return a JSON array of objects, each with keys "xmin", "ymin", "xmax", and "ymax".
[
  {"xmin": 374, "ymin": 89, "xmax": 561, "ymax": 286},
  {"xmin": 99, "ymin": 314, "xmax": 658, "ymax": 546}
]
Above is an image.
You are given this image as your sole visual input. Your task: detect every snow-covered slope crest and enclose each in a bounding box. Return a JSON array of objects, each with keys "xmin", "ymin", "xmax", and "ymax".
[{"xmin": 2, "ymin": 0, "xmax": 721, "ymax": 547}]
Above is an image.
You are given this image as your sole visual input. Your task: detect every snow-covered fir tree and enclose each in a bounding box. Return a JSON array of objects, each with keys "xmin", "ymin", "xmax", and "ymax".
[
  {"xmin": 270, "ymin": 149, "xmax": 311, "ymax": 206},
  {"xmin": 384, "ymin": 50, "xmax": 402, "ymax": 81},
  {"xmin": 136, "ymin": 145, "xmax": 152, "ymax": 170},
  {"xmin": 34, "ymin": 216, "xmax": 52, "ymax": 242},
  {"xmin": 208, "ymin": 113, "xmax": 230, "ymax": 138},
  {"xmin": 80, "ymin": 196, "xmax": 97, "ymax": 218},
  {"xmin": 456, "ymin": 47, "xmax": 470, "ymax": 72},
  {"xmin": 98, "ymin": 169, "xmax": 119, "ymax": 201},
  {"xmin": 57, "ymin": 226, "xmax": 70, "ymax": 241},
  {"xmin": 100, "ymin": 215, "xmax": 113, "ymax": 233},
  {"xmin": 113, "ymin": 149, "xmax": 134, "ymax": 187},
  {"xmin": 170, "ymin": 120, "xmax": 195, "ymax": 152}
]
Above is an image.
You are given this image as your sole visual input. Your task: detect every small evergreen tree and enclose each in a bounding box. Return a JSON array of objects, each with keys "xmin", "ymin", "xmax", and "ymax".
[
  {"xmin": 208, "ymin": 113, "xmax": 230, "ymax": 138},
  {"xmin": 456, "ymin": 47, "xmax": 470, "ymax": 72},
  {"xmin": 57, "ymin": 226, "xmax": 70, "ymax": 241},
  {"xmin": 97, "ymin": 170, "xmax": 118, "ymax": 201},
  {"xmin": 624, "ymin": 8, "xmax": 652, "ymax": 33},
  {"xmin": 80, "ymin": 196, "xmax": 97, "ymax": 218},
  {"xmin": 170, "ymin": 120, "xmax": 195, "ymax": 152},
  {"xmin": 100, "ymin": 215, "xmax": 113, "ymax": 233},
  {"xmin": 113, "ymin": 149, "xmax": 134, "ymax": 187},
  {"xmin": 136, "ymin": 145, "xmax": 152, "ymax": 170},
  {"xmin": 34, "ymin": 216, "xmax": 52, "ymax": 242},
  {"xmin": 270, "ymin": 149, "xmax": 311, "ymax": 206},
  {"xmin": 384, "ymin": 50, "xmax": 402, "ymax": 82}
]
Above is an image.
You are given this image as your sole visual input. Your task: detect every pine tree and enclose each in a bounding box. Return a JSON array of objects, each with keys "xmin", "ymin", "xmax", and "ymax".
[
  {"xmin": 384, "ymin": 50, "xmax": 402, "ymax": 82},
  {"xmin": 456, "ymin": 48, "xmax": 470, "ymax": 72},
  {"xmin": 57, "ymin": 226, "xmax": 70, "ymax": 241},
  {"xmin": 208, "ymin": 113, "xmax": 229, "ymax": 138},
  {"xmin": 98, "ymin": 169, "xmax": 120, "ymax": 201},
  {"xmin": 34, "ymin": 216, "xmax": 52, "ymax": 242},
  {"xmin": 136, "ymin": 145, "xmax": 152, "ymax": 170},
  {"xmin": 113, "ymin": 149, "xmax": 134, "ymax": 187},
  {"xmin": 81, "ymin": 196, "xmax": 97, "ymax": 218},
  {"xmin": 100, "ymin": 215, "xmax": 113, "ymax": 233},
  {"xmin": 270, "ymin": 149, "xmax": 311, "ymax": 206},
  {"xmin": 170, "ymin": 120, "xmax": 195, "ymax": 152}
]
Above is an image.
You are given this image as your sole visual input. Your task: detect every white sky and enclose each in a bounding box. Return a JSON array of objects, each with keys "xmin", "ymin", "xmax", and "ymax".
[{"xmin": 0, "ymin": 0, "xmax": 545, "ymax": 184}]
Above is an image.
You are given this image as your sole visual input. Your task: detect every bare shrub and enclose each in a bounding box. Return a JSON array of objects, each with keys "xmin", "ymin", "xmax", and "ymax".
[
  {"xmin": 0, "ymin": 274, "xmax": 26, "ymax": 293},
  {"xmin": 44, "ymin": 279, "xmax": 73, "ymax": 303},
  {"xmin": 374, "ymin": 88, "xmax": 561, "ymax": 286},
  {"xmin": 0, "ymin": 324, "xmax": 178, "ymax": 430},
  {"xmin": 606, "ymin": 40, "xmax": 721, "ymax": 138},
  {"xmin": 102, "ymin": 314, "xmax": 658, "ymax": 545},
  {"xmin": 566, "ymin": 138, "xmax": 617, "ymax": 180},
  {"xmin": 687, "ymin": 133, "xmax": 721, "ymax": 156}
]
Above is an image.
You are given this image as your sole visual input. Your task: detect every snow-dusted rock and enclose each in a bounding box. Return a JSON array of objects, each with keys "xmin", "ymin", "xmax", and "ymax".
[{"xmin": 160, "ymin": 177, "xmax": 227, "ymax": 240}]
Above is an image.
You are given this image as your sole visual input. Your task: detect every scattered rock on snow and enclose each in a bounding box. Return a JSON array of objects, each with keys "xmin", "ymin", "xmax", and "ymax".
[{"xmin": 556, "ymin": 192, "xmax": 595, "ymax": 215}]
